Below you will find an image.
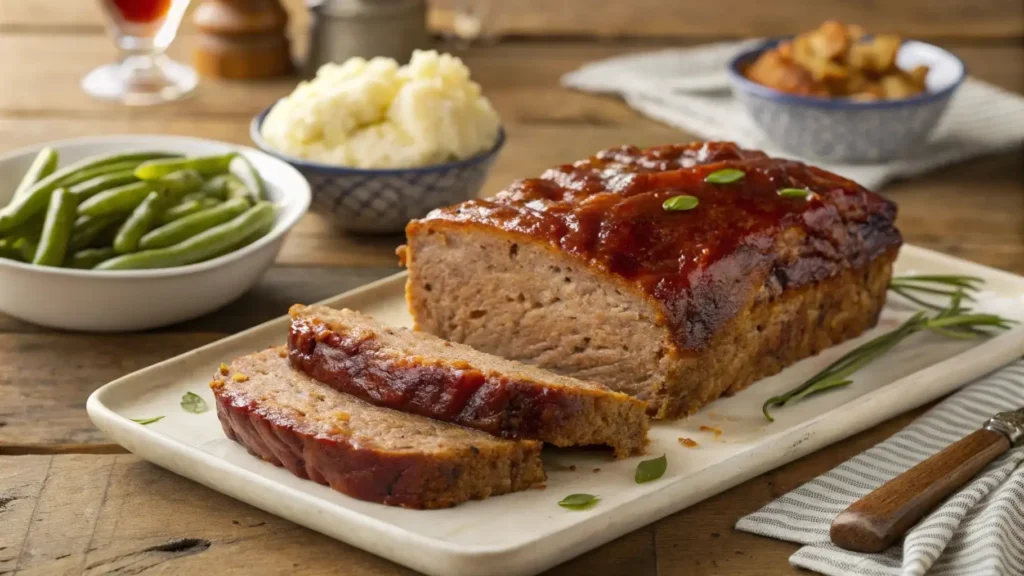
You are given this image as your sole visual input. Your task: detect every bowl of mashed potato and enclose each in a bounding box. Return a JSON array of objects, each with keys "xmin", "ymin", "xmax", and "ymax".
[{"xmin": 251, "ymin": 50, "xmax": 504, "ymax": 233}]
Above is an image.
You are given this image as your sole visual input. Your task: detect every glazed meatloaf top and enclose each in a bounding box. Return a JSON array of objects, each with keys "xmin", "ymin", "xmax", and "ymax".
[
  {"xmin": 406, "ymin": 141, "xmax": 902, "ymax": 351},
  {"xmin": 212, "ymin": 348, "xmax": 545, "ymax": 509}
]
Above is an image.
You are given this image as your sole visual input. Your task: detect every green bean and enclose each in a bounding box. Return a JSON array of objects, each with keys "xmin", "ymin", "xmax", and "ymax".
[
  {"xmin": 67, "ymin": 247, "xmax": 117, "ymax": 269},
  {"xmin": 0, "ymin": 236, "xmax": 39, "ymax": 263},
  {"xmin": 2, "ymin": 212, "xmax": 45, "ymax": 244},
  {"xmin": 57, "ymin": 160, "xmax": 145, "ymax": 188},
  {"xmin": 214, "ymin": 214, "xmax": 274, "ymax": 258},
  {"xmin": 180, "ymin": 192, "xmax": 209, "ymax": 203},
  {"xmin": 12, "ymin": 147, "xmax": 58, "ymax": 202},
  {"xmin": 232, "ymin": 155, "xmax": 266, "ymax": 201},
  {"xmin": 113, "ymin": 190, "xmax": 169, "ymax": 254},
  {"xmin": 159, "ymin": 169, "xmax": 204, "ymax": 200},
  {"xmin": 69, "ymin": 170, "xmax": 138, "ymax": 201},
  {"xmin": 135, "ymin": 153, "xmax": 237, "ymax": 180},
  {"xmin": 69, "ymin": 214, "xmax": 124, "ymax": 252},
  {"xmin": 223, "ymin": 173, "xmax": 256, "ymax": 202},
  {"xmin": 18, "ymin": 237, "xmax": 38, "ymax": 262},
  {"xmin": 97, "ymin": 202, "xmax": 275, "ymax": 270},
  {"xmin": 78, "ymin": 181, "xmax": 159, "ymax": 217},
  {"xmin": 140, "ymin": 197, "xmax": 250, "ymax": 250},
  {"xmin": 0, "ymin": 151, "xmax": 178, "ymax": 232},
  {"xmin": 0, "ymin": 238, "xmax": 25, "ymax": 261},
  {"xmin": 197, "ymin": 174, "xmax": 232, "ymax": 200},
  {"xmin": 159, "ymin": 197, "xmax": 221, "ymax": 224},
  {"xmin": 32, "ymin": 188, "xmax": 78, "ymax": 266}
]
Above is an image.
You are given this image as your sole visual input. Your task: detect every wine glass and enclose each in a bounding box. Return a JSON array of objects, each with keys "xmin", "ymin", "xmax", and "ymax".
[{"xmin": 82, "ymin": 0, "xmax": 197, "ymax": 106}]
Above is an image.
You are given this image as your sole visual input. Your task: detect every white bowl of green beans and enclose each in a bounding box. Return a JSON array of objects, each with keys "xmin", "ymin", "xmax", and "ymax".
[{"xmin": 0, "ymin": 135, "xmax": 310, "ymax": 331}]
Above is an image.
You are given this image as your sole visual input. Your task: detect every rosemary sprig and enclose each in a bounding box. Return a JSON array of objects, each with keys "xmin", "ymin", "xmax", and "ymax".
[
  {"xmin": 889, "ymin": 275, "xmax": 984, "ymax": 310},
  {"xmin": 761, "ymin": 287, "xmax": 1015, "ymax": 422}
]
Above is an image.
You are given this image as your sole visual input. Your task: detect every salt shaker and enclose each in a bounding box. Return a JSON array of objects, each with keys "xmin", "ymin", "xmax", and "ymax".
[{"xmin": 305, "ymin": 0, "xmax": 430, "ymax": 74}]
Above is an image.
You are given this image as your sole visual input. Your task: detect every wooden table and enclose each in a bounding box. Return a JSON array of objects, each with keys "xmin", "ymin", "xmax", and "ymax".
[{"xmin": 2, "ymin": 3, "xmax": 1022, "ymax": 575}]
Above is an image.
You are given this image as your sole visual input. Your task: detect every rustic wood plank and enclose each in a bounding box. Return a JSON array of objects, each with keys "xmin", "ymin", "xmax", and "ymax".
[
  {"xmin": 0, "ymin": 455, "xmax": 51, "ymax": 575},
  {"xmin": 0, "ymin": 0, "xmax": 103, "ymax": 29},
  {"xmin": 11, "ymin": 455, "xmax": 116, "ymax": 576},
  {"xmin": 0, "ymin": 334, "xmax": 222, "ymax": 449},
  {"xmin": 0, "ymin": 35, "xmax": 294, "ymax": 117},
  {"xmin": 0, "ymin": 454, "xmax": 653, "ymax": 575},
  {"xmin": 433, "ymin": 0, "xmax": 1024, "ymax": 40},
  {"xmin": 0, "ymin": 455, "xmax": 412, "ymax": 575},
  {"xmin": 550, "ymin": 527, "xmax": 657, "ymax": 576},
  {"xmin": 3, "ymin": 0, "xmax": 1022, "ymax": 40},
  {"xmin": 277, "ymin": 217, "xmax": 409, "ymax": 268},
  {"xmin": 888, "ymin": 152, "xmax": 1024, "ymax": 273},
  {"xmin": 172, "ymin": 266, "xmax": 400, "ymax": 332}
]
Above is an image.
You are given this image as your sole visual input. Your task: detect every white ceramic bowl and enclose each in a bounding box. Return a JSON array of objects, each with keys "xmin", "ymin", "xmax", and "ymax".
[{"xmin": 0, "ymin": 135, "xmax": 311, "ymax": 332}]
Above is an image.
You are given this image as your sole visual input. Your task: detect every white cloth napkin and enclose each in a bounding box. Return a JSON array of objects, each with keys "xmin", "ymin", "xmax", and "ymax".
[
  {"xmin": 561, "ymin": 42, "xmax": 1024, "ymax": 189},
  {"xmin": 735, "ymin": 360, "xmax": 1024, "ymax": 576}
]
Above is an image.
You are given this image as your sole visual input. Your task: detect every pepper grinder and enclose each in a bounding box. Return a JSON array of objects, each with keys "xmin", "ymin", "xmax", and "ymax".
[{"xmin": 192, "ymin": 0, "xmax": 294, "ymax": 79}]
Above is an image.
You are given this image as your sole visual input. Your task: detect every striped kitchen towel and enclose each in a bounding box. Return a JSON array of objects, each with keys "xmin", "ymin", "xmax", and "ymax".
[{"xmin": 736, "ymin": 359, "xmax": 1024, "ymax": 576}]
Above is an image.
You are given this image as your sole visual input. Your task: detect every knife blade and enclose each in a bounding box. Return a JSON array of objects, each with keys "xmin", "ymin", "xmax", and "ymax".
[{"xmin": 830, "ymin": 407, "xmax": 1024, "ymax": 553}]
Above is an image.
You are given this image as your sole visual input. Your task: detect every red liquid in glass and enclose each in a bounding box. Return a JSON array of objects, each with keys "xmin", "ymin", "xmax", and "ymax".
[{"xmin": 111, "ymin": 0, "xmax": 172, "ymax": 24}]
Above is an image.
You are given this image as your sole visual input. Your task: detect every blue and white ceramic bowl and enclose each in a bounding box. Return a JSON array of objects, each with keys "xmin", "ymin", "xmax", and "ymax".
[
  {"xmin": 727, "ymin": 38, "xmax": 966, "ymax": 163},
  {"xmin": 250, "ymin": 107, "xmax": 505, "ymax": 234}
]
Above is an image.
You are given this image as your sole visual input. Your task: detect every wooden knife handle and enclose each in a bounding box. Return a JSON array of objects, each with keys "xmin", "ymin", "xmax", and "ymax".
[{"xmin": 830, "ymin": 428, "xmax": 1010, "ymax": 553}]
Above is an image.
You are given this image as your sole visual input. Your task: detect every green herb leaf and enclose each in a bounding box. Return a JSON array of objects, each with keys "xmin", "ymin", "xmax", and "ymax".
[
  {"xmin": 704, "ymin": 169, "xmax": 745, "ymax": 184},
  {"xmin": 778, "ymin": 188, "xmax": 811, "ymax": 198},
  {"xmin": 131, "ymin": 416, "xmax": 165, "ymax": 425},
  {"xmin": 662, "ymin": 195, "xmax": 699, "ymax": 211},
  {"xmin": 558, "ymin": 493, "xmax": 599, "ymax": 510},
  {"xmin": 635, "ymin": 454, "xmax": 668, "ymax": 484},
  {"xmin": 180, "ymin": 392, "xmax": 209, "ymax": 414}
]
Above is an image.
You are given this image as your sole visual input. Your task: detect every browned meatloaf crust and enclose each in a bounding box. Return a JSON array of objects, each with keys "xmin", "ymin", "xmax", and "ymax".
[
  {"xmin": 399, "ymin": 142, "xmax": 902, "ymax": 419},
  {"xmin": 288, "ymin": 305, "xmax": 649, "ymax": 458},
  {"xmin": 211, "ymin": 347, "xmax": 546, "ymax": 509}
]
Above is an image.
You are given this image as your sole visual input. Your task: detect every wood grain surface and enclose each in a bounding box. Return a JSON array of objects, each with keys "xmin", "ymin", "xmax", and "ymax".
[
  {"xmin": 429, "ymin": 0, "xmax": 1024, "ymax": 40},
  {"xmin": 1, "ymin": 3, "xmax": 1022, "ymax": 575},
  {"xmin": 2, "ymin": 0, "xmax": 1022, "ymax": 40}
]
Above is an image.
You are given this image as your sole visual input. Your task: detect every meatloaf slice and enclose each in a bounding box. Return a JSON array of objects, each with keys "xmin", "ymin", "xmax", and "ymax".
[
  {"xmin": 399, "ymin": 142, "xmax": 902, "ymax": 419},
  {"xmin": 211, "ymin": 347, "xmax": 545, "ymax": 509},
  {"xmin": 288, "ymin": 305, "xmax": 649, "ymax": 457}
]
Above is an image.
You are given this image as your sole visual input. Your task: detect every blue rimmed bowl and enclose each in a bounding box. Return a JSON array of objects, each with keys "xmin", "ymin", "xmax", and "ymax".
[
  {"xmin": 250, "ymin": 106, "xmax": 505, "ymax": 234},
  {"xmin": 727, "ymin": 38, "xmax": 966, "ymax": 163}
]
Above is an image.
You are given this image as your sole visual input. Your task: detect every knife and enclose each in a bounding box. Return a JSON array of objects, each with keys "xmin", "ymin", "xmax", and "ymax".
[{"xmin": 830, "ymin": 407, "xmax": 1024, "ymax": 553}]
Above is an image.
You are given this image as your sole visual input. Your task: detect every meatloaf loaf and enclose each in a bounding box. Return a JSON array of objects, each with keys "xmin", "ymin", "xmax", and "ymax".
[
  {"xmin": 399, "ymin": 142, "xmax": 902, "ymax": 419},
  {"xmin": 288, "ymin": 305, "xmax": 648, "ymax": 457},
  {"xmin": 212, "ymin": 347, "xmax": 545, "ymax": 509}
]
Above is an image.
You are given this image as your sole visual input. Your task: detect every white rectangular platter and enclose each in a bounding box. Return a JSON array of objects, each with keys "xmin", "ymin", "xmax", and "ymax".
[{"xmin": 87, "ymin": 245, "xmax": 1024, "ymax": 576}]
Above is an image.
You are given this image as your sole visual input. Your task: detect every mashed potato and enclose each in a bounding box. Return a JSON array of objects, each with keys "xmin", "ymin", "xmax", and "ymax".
[{"xmin": 261, "ymin": 50, "xmax": 501, "ymax": 169}]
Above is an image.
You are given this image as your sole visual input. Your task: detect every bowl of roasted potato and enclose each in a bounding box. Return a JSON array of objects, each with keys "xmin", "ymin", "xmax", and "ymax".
[{"xmin": 727, "ymin": 21, "xmax": 965, "ymax": 163}]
